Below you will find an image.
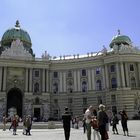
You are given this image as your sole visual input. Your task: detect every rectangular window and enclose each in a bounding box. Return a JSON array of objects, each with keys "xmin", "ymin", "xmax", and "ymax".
[
  {"xmin": 111, "ymin": 95, "xmax": 116, "ymax": 103},
  {"xmin": 96, "ymin": 67, "xmax": 101, "ymax": 74},
  {"xmin": 68, "ymin": 98, "xmax": 73, "ymax": 104},
  {"xmin": 110, "ymin": 65, "xmax": 115, "ymax": 72},
  {"xmin": 82, "ymin": 69, "xmax": 86, "ymax": 76},
  {"xmin": 83, "ymin": 97, "xmax": 87, "ymax": 105},
  {"xmin": 54, "ymin": 99, "xmax": 58, "ymax": 104},
  {"xmin": 130, "ymin": 64, "xmax": 134, "ymax": 71},
  {"xmin": 53, "ymin": 72, "xmax": 58, "ymax": 78},
  {"xmin": 35, "ymin": 70, "xmax": 39, "ymax": 77}
]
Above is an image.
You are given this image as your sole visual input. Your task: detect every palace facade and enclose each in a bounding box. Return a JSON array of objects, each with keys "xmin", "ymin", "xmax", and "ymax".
[{"xmin": 0, "ymin": 21, "xmax": 140, "ymax": 121}]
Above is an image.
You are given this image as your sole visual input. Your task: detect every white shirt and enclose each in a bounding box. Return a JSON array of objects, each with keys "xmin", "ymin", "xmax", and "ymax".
[{"xmin": 85, "ymin": 109, "xmax": 92, "ymax": 124}]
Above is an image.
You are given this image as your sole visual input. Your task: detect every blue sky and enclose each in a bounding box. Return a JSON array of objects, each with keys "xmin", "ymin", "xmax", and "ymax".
[{"xmin": 0, "ymin": 0, "xmax": 140, "ymax": 58}]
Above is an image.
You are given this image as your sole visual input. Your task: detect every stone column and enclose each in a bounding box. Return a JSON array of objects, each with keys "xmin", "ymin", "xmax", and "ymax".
[
  {"xmin": 138, "ymin": 63, "xmax": 140, "ymax": 87},
  {"xmin": 116, "ymin": 63, "xmax": 121, "ymax": 88},
  {"xmin": 124, "ymin": 63, "xmax": 129, "ymax": 87},
  {"xmin": 105, "ymin": 65, "xmax": 109, "ymax": 89},
  {"xmin": 46, "ymin": 70, "xmax": 49, "ymax": 92},
  {"xmin": 102, "ymin": 66, "xmax": 106, "ymax": 89},
  {"xmin": 120, "ymin": 62, "xmax": 125, "ymax": 87},
  {"xmin": 73, "ymin": 70, "xmax": 77, "ymax": 92},
  {"xmin": 91, "ymin": 69, "xmax": 95, "ymax": 90},
  {"xmin": 0, "ymin": 67, "xmax": 2, "ymax": 91},
  {"xmin": 42, "ymin": 69, "xmax": 45, "ymax": 92},
  {"xmin": 29, "ymin": 68, "xmax": 33, "ymax": 92},
  {"xmin": 63, "ymin": 72, "xmax": 66, "ymax": 92},
  {"xmin": 77, "ymin": 70, "xmax": 81, "ymax": 92},
  {"xmin": 25, "ymin": 68, "xmax": 28, "ymax": 92},
  {"xmin": 59, "ymin": 71, "xmax": 63, "ymax": 92},
  {"xmin": 88, "ymin": 69, "xmax": 91, "ymax": 90},
  {"xmin": 3, "ymin": 67, "xmax": 7, "ymax": 91}
]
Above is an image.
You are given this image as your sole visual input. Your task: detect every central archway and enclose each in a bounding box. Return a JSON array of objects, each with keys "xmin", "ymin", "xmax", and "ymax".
[{"xmin": 7, "ymin": 88, "xmax": 23, "ymax": 117}]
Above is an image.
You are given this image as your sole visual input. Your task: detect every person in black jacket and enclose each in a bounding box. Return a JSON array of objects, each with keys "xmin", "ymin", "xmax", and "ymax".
[{"xmin": 62, "ymin": 107, "xmax": 72, "ymax": 140}]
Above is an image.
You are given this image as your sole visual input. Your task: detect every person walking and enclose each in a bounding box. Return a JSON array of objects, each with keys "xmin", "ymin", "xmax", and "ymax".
[
  {"xmin": 62, "ymin": 107, "xmax": 72, "ymax": 140},
  {"xmin": 2, "ymin": 114, "xmax": 7, "ymax": 131},
  {"xmin": 111, "ymin": 113, "xmax": 119, "ymax": 134},
  {"xmin": 119, "ymin": 110, "xmax": 129, "ymax": 136},
  {"xmin": 85, "ymin": 105, "xmax": 94, "ymax": 140},
  {"xmin": 25, "ymin": 115, "xmax": 32, "ymax": 135},
  {"xmin": 97, "ymin": 104, "xmax": 109, "ymax": 140},
  {"xmin": 82, "ymin": 116, "xmax": 86, "ymax": 133}
]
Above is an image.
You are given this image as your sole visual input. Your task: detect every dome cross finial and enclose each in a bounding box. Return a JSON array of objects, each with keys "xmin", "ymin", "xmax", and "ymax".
[
  {"xmin": 118, "ymin": 29, "xmax": 121, "ymax": 35},
  {"xmin": 15, "ymin": 20, "xmax": 20, "ymax": 28}
]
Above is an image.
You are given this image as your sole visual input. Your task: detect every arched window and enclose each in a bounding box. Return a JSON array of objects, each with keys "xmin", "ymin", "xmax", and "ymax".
[
  {"xmin": 82, "ymin": 81, "xmax": 87, "ymax": 92},
  {"xmin": 67, "ymin": 80, "xmax": 73, "ymax": 93},
  {"xmin": 131, "ymin": 77, "xmax": 136, "ymax": 88},
  {"xmin": 53, "ymin": 82, "xmax": 58, "ymax": 93},
  {"xmin": 111, "ymin": 78, "xmax": 117, "ymax": 88},
  {"xmin": 34, "ymin": 82, "xmax": 39, "ymax": 93},
  {"xmin": 96, "ymin": 80, "xmax": 102, "ymax": 91}
]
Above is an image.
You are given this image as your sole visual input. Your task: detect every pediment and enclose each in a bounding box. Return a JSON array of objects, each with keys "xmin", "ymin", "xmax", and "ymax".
[{"xmin": 0, "ymin": 39, "xmax": 33, "ymax": 60}]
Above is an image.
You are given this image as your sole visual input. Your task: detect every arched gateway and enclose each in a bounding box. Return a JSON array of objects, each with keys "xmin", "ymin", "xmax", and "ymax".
[{"xmin": 7, "ymin": 88, "xmax": 23, "ymax": 117}]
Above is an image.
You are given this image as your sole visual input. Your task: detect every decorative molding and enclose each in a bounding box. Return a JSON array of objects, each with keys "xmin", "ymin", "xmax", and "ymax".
[{"xmin": 1, "ymin": 39, "xmax": 33, "ymax": 60}]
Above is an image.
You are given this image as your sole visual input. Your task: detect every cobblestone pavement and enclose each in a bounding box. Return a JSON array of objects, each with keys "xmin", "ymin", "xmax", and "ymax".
[{"xmin": 0, "ymin": 120, "xmax": 140, "ymax": 140}]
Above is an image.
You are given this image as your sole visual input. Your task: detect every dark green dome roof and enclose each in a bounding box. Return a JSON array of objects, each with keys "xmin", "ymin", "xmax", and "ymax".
[
  {"xmin": 1, "ymin": 20, "xmax": 32, "ymax": 48},
  {"xmin": 110, "ymin": 30, "xmax": 131, "ymax": 48}
]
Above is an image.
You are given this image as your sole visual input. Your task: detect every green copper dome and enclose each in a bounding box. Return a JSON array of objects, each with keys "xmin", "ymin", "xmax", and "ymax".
[
  {"xmin": 1, "ymin": 20, "xmax": 32, "ymax": 48},
  {"xmin": 110, "ymin": 30, "xmax": 132, "ymax": 48}
]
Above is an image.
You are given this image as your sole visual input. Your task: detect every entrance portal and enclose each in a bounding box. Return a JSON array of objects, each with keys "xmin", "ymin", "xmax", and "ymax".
[
  {"xmin": 7, "ymin": 88, "xmax": 22, "ymax": 117},
  {"xmin": 34, "ymin": 108, "xmax": 40, "ymax": 121}
]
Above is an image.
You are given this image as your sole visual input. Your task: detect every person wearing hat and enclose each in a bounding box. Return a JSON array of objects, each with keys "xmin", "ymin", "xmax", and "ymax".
[
  {"xmin": 84, "ymin": 105, "xmax": 94, "ymax": 140},
  {"xmin": 62, "ymin": 107, "xmax": 72, "ymax": 140},
  {"xmin": 97, "ymin": 104, "xmax": 109, "ymax": 140}
]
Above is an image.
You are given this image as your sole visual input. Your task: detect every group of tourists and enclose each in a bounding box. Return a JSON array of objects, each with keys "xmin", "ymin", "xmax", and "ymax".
[
  {"xmin": 84, "ymin": 104, "xmax": 129, "ymax": 140},
  {"xmin": 61, "ymin": 104, "xmax": 129, "ymax": 140},
  {"xmin": 2, "ymin": 114, "xmax": 32, "ymax": 136}
]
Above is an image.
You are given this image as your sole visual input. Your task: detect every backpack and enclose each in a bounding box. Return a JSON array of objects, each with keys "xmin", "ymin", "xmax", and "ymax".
[{"xmin": 91, "ymin": 119, "xmax": 98, "ymax": 130}]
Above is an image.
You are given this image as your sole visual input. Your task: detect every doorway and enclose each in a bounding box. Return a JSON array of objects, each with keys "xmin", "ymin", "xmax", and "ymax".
[
  {"xmin": 7, "ymin": 88, "xmax": 23, "ymax": 117},
  {"xmin": 34, "ymin": 108, "xmax": 40, "ymax": 121}
]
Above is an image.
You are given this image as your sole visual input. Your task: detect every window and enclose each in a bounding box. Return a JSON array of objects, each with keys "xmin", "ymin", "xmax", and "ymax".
[
  {"xmin": 111, "ymin": 78, "xmax": 117, "ymax": 88},
  {"xmin": 82, "ymin": 81, "xmax": 87, "ymax": 92},
  {"xmin": 54, "ymin": 99, "xmax": 58, "ymax": 104},
  {"xmin": 96, "ymin": 67, "xmax": 101, "ymax": 74},
  {"xmin": 97, "ymin": 96, "xmax": 102, "ymax": 104},
  {"xmin": 83, "ymin": 98, "xmax": 87, "ymax": 105},
  {"xmin": 110, "ymin": 65, "xmax": 115, "ymax": 72},
  {"xmin": 111, "ymin": 95, "xmax": 116, "ymax": 103},
  {"xmin": 35, "ymin": 97, "xmax": 40, "ymax": 104},
  {"xmin": 53, "ymin": 82, "xmax": 58, "ymax": 93},
  {"xmin": 35, "ymin": 70, "xmax": 39, "ymax": 77},
  {"xmin": 131, "ymin": 77, "xmax": 136, "ymax": 88},
  {"xmin": 68, "ymin": 98, "xmax": 73, "ymax": 104},
  {"xmin": 53, "ymin": 72, "xmax": 58, "ymax": 78},
  {"xmin": 67, "ymin": 80, "xmax": 73, "ymax": 93},
  {"xmin": 34, "ymin": 82, "xmax": 39, "ymax": 93},
  {"xmin": 82, "ymin": 69, "xmax": 86, "ymax": 76},
  {"xmin": 67, "ymin": 71, "xmax": 72, "ymax": 78},
  {"xmin": 130, "ymin": 64, "xmax": 134, "ymax": 71},
  {"xmin": 96, "ymin": 80, "xmax": 102, "ymax": 90}
]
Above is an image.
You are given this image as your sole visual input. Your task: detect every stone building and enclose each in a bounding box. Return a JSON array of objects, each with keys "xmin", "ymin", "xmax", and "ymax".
[{"xmin": 0, "ymin": 21, "xmax": 140, "ymax": 121}]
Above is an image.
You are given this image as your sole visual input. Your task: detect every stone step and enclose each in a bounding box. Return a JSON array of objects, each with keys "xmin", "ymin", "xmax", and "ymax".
[{"xmin": 1, "ymin": 121, "xmax": 63, "ymax": 129}]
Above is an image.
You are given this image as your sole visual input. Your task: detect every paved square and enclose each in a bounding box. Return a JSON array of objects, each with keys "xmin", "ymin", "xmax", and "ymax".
[{"xmin": 0, "ymin": 120, "xmax": 140, "ymax": 140}]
